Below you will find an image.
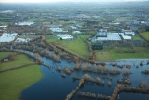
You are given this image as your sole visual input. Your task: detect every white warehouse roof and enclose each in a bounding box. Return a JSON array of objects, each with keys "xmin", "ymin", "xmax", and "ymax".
[
  {"xmin": 125, "ymin": 32, "xmax": 135, "ymax": 36},
  {"xmin": 122, "ymin": 35, "xmax": 131, "ymax": 40},
  {"xmin": 95, "ymin": 33, "xmax": 121, "ymax": 41},
  {"xmin": 57, "ymin": 34, "xmax": 73, "ymax": 40}
]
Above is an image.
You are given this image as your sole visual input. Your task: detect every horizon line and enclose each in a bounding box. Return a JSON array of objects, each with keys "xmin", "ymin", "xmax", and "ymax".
[{"xmin": 0, "ymin": 0, "xmax": 149, "ymax": 4}]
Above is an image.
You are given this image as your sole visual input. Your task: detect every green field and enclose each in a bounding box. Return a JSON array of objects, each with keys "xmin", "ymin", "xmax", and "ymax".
[
  {"xmin": 46, "ymin": 35, "xmax": 91, "ymax": 57},
  {"xmin": 141, "ymin": 32, "xmax": 149, "ymax": 40},
  {"xmin": 132, "ymin": 36, "xmax": 142, "ymax": 41},
  {"xmin": 0, "ymin": 52, "xmax": 13, "ymax": 60},
  {"xmin": 46, "ymin": 35, "xmax": 149, "ymax": 61},
  {"xmin": 0, "ymin": 53, "xmax": 32, "ymax": 71},
  {"xmin": 0, "ymin": 52, "xmax": 42, "ymax": 100},
  {"xmin": 96, "ymin": 47, "xmax": 149, "ymax": 62}
]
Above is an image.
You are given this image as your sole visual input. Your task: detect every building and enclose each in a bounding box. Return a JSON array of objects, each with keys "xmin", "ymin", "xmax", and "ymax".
[
  {"xmin": 91, "ymin": 29, "xmax": 122, "ymax": 42},
  {"xmin": 0, "ymin": 33, "xmax": 18, "ymax": 42},
  {"xmin": 50, "ymin": 28, "xmax": 68, "ymax": 33},
  {"xmin": 91, "ymin": 42, "xmax": 103, "ymax": 50},
  {"xmin": 57, "ymin": 34, "xmax": 73, "ymax": 40},
  {"xmin": 119, "ymin": 33, "xmax": 131, "ymax": 40},
  {"xmin": 96, "ymin": 29, "xmax": 107, "ymax": 37},
  {"xmin": 121, "ymin": 29, "xmax": 135, "ymax": 36},
  {"xmin": 72, "ymin": 31, "xmax": 81, "ymax": 34},
  {"xmin": 70, "ymin": 26, "xmax": 77, "ymax": 29},
  {"xmin": 122, "ymin": 35, "xmax": 131, "ymax": 40},
  {"xmin": 15, "ymin": 21, "xmax": 34, "ymax": 26}
]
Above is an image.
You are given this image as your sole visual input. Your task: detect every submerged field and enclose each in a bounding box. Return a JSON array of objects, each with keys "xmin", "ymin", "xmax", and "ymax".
[{"xmin": 0, "ymin": 52, "xmax": 42, "ymax": 100}]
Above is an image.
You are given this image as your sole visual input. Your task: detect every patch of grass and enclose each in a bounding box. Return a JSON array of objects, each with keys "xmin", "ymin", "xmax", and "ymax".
[
  {"xmin": 27, "ymin": 18, "xmax": 46, "ymax": 22},
  {"xmin": 0, "ymin": 65, "xmax": 42, "ymax": 100},
  {"xmin": 0, "ymin": 52, "xmax": 42, "ymax": 100},
  {"xmin": 46, "ymin": 35, "xmax": 91, "ymax": 57},
  {"xmin": 0, "ymin": 22, "xmax": 12, "ymax": 25},
  {"xmin": 0, "ymin": 52, "xmax": 13, "ymax": 60},
  {"xmin": 141, "ymin": 32, "xmax": 149, "ymax": 40},
  {"xmin": 96, "ymin": 46, "xmax": 149, "ymax": 61},
  {"xmin": 18, "ymin": 35, "xmax": 37, "ymax": 39},
  {"xmin": 132, "ymin": 36, "xmax": 142, "ymax": 41},
  {"xmin": 96, "ymin": 50, "xmax": 114, "ymax": 62},
  {"xmin": 0, "ymin": 54, "xmax": 32, "ymax": 71}
]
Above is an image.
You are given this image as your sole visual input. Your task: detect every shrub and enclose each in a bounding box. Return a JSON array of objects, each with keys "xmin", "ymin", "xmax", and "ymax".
[
  {"xmin": 61, "ymin": 73, "xmax": 66, "ymax": 78},
  {"xmin": 64, "ymin": 67, "xmax": 72, "ymax": 74},
  {"xmin": 56, "ymin": 66, "xmax": 62, "ymax": 71},
  {"xmin": 108, "ymin": 81, "xmax": 112, "ymax": 86},
  {"xmin": 123, "ymin": 68, "xmax": 131, "ymax": 75},
  {"xmin": 139, "ymin": 80, "xmax": 147, "ymax": 88},
  {"xmin": 126, "ymin": 64, "xmax": 131, "ymax": 69},
  {"xmin": 140, "ymin": 61, "xmax": 143, "ymax": 66},
  {"xmin": 74, "ymin": 62, "xmax": 80, "ymax": 70},
  {"xmin": 110, "ymin": 68, "xmax": 121, "ymax": 75},
  {"xmin": 96, "ymin": 77, "xmax": 101, "ymax": 83}
]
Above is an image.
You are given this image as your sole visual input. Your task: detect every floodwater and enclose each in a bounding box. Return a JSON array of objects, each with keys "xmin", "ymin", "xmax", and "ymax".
[
  {"xmin": 118, "ymin": 92, "xmax": 149, "ymax": 100},
  {"xmin": 20, "ymin": 54, "xmax": 149, "ymax": 100}
]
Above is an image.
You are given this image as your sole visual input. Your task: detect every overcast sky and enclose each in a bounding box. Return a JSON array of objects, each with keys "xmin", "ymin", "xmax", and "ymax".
[{"xmin": 0, "ymin": 0, "xmax": 148, "ymax": 3}]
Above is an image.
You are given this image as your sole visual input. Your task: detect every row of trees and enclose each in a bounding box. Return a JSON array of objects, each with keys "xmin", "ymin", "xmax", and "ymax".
[
  {"xmin": 74, "ymin": 62, "xmax": 131, "ymax": 75},
  {"xmin": 65, "ymin": 78, "xmax": 84, "ymax": 100},
  {"xmin": 111, "ymin": 82, "xmax": 148, "ymax": 100}
]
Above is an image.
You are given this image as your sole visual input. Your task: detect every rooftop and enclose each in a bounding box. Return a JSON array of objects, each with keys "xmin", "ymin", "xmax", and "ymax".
[
  {"xmin": 15, "ymin": 21, "xmax": 34, "ymax": 26},
  {"xmin": 95, "ymin": 33, "xmax": 121, "ymax": 41}
]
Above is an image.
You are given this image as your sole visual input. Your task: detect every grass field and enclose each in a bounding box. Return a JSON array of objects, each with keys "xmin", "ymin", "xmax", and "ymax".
[
  {"xmin": 132, "ymin": 36, "xmax": 142, "ymax": 41},
  {"xmin": 46, "ymin": 35, "xmax": 149, "ymax": 61},
  {"xmin": 0, "ymin": 52, "xmax": 42, "ymax": 100},
  {"xmin": 0, "ymin": 54, "xmax": 32, "ymax": 71},
  {"xmin": 0, "ymin": 52, "xmax": 13, "ymax": 60},
  {"xmin": 141, "ymin": 32, "xmax": 149, "ymax": 40},
  {"xmin": 46, "ymin": 35, "xmax": 91, "ymax": 57},
  {"xmin": 96, "ymin": 46, "xmax": 149, "ymax": 61}
]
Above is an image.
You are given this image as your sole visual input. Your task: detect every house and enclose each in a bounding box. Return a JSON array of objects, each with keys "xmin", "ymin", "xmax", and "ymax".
[
  {"xmin": 70, "ymin": 26, "xmax": 77, "ymax": 29},
  {"xmin": 50, "ymin": 28, "xmax": 63, "ymax": 32},
  {"xmin": 1, "ymin": 58, "xmax": 9, "ymax": 62},
  {"xmin": 96, "ymin": 29, "xmax": 107, "ymax": 37},
  {"xmin": 124, "ymin": 32, "xmax": 135, "ymax": 36},
  {"xmin": 121, "ymin": 29, "xmax": 135, "ymax": 36},
  {"xmin": 91, "ymin": 29, "xmax": 122, "ymax": 42},
  {"xmin": 15, "ymin": 21, "xmax": 34, "ymax": 26},
  {"xmin": 122, "ymin": 35, "xmax": 131, "ymax": 40},
  {"xmin": 72, "ymin": 31, "xmax": 81, "ymax": 34},
  {"xmin": 57, "ymin": 34, "xmax": 73, "ymax": 40},
  {"xmin": 50, "ymin": 28, "xmax": 68, "ymax": 33}
]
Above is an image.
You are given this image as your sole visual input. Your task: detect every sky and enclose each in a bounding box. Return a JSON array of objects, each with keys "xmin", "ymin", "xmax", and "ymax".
[{"xmin": 0, "ymin": 0, "xmax": 148, "ymax": 3}]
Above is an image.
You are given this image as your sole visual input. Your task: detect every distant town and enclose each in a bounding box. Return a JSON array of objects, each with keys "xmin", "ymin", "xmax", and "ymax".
[{"xmin": 0, "ymin": 2, "xmax": 149, "ymax": 100}]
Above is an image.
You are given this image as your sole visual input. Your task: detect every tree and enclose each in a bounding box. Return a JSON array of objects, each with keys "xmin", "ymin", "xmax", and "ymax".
[
  {"xmin": 7, "ymin": 54, "xmax": 16, "ymax": 61},
  {"xmin": 124, "ymin": 68, "xmax": 130, "ymax": 75}
]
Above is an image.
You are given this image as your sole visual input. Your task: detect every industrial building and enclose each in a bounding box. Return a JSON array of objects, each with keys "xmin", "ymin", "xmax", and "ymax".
[
  {"xmin": 57, "ymin": 34, "xmax": 73, "ymax": 40},
  {"xmin": 91, "ymin": 29, "xmax": 134, "ymax": 42}
]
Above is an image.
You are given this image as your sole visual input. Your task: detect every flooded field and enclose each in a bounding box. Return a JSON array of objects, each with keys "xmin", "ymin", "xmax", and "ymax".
[{"xmin": 19, "ymin": 54, "xmax": 149, "ymax": 100}]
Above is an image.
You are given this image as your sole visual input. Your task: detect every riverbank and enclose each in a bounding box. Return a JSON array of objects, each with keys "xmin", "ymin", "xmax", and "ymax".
[{"xmin": 0, "ymin": 52, "xmax": 42, "ymax": 100}]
